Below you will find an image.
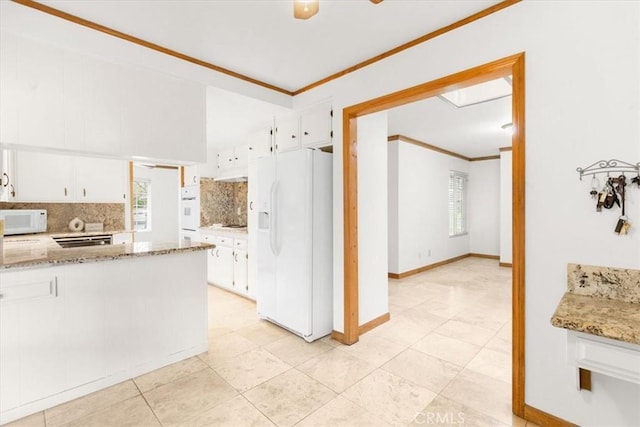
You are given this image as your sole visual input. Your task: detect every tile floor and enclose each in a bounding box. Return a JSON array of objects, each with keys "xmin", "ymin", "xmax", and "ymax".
[{"xmin": 7, "ymin": 257, "xmax": 539, "ymax": 427}]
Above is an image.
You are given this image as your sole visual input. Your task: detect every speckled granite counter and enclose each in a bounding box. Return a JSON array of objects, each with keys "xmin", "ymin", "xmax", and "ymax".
[
  {"xmin": 551, "ymin": 263, "xmax": 640, "ymax": 345},
  {"xmin": 199, "ymin": 225, "xmax": 248, "ymax": 236},
  {"xmin": 1, "ymin": 235, "xmax": 213, "ymax": 270}
]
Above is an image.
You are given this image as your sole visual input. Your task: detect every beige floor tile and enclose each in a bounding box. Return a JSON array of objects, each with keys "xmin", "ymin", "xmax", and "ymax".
[
  {"xmin": 62, "ymin": 396, "xmax": 159, "ymax": 427},
  {"xmin": 433, "ymin": 320, "xmax": 496, "ymax": 347},
  {"xmin": 208, "ymin": 326, "xmax": 234, "ymax": 338},
  {"xmin": 440, "ymin": 369, "xmax": 513, "ymax": 425},
  {"xmin": 134, "ymin": 356, "xmax": 208, "ymax": 392},
  {"xmin": 367, "ymin": 314, "xmax": 429, "ymax": 346},
  {"xmin": 178, "ymin": 395, "xmax": 274, "ymax": 427},
  {"xmin": 244, "ymin": 369, "xmax": 336, "ymax": 427},
  {"xmin": 319, "ymin": 334, "xmax": 342, "ymax": 347},
  {"xmin": 412, "ymin": 332, "xmax": 481, "ymax": 367},
  {"xmin": 388, "ymin": 292, "xmax": 426, "ymax": 309},
  {"xmin": 401, "ymin": 305, "xmax": 449, "ymax": 331},
  {"xmin": 45, "ymin": 380, "xmax": 140, "ymax": 427},
  {"xmin": 198, "ymin": 332, "xmax": 258, "ymax": 368},
  {"xmin": 497, "ymin": 321, "xmax": 513, "ymax": 342},
  {"xmin": 466, "ymin": 347, "xmax": 512, "ymax": 384},
  {"xmin": 408, "ymin": 395, "xmax": 509, "ymax": 427},
  {"xmin": 452, "ymin": 308, "xmax": 509, "ymax": 331},
  {"xmin": 336, "ymin": 333, "xmax": 406, "ymax": 367},
  {"xmin": 297, "ymin": 348, "xmax": 376, "ymax": 393},
  {"xmin": 213, "ymin": 348, "xmax": 291, "ymax": 392},
  {"xmin": 144, "ymin": 368, "xmax": 237, "ymax": 426},
  {"xmin": 235, "ymin": 320, "xmax": 291, "ymax": 346},
  {"xmin": 296, "ymin": 396, "xmax": 391, "ymax": 427},
  {"xmin": 485, "ymin": 335, "xmax": 512, "ymax": 355},
  {"xmin": 341, "ymin": 369, "xmax": 437, "ymax": 426},
  {"xmin": 382, "ymin": 348, "xmax": 461, "ymax": 393},
  {"xmin": 4, "ymin": 412, "xmax": 45, "ymax": 427},
  {"xmin": 264, "ymin": 335, "xmax": 333, "ymax": 366}
]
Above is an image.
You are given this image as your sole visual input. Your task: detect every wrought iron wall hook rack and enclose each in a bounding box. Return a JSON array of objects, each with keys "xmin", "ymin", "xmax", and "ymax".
[{"xmin": 576, "ymin": 159, "xmax": 640, "ymax": 180}]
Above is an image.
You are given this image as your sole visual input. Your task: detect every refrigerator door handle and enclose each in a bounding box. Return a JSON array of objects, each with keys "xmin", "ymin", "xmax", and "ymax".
[{"xmin": 269, "ymin": 181, "xmax": 278, "ymax": 256}]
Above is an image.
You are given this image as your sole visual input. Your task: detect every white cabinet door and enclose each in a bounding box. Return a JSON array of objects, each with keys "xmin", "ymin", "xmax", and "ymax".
[
  {"xmin": 75, "ymin": 157, "xmax": 127, "ymax": 202},
  {"xmin": 275, "ymin": 115, "xmax": 300, "ymax": 153},
  {"xmin": 83, "ymin": 58, "xmax": 122, "ymax": 155},
  {"xmin": 234, "ymin": 248, "xmax": 248, "ymax": 294},
  {"xmin": 217, "ymin": 246, "xmax": 235, "ymax": 288},
  {"xmin": 0, "ymin": 303, "xmax": 20, "ymax": 412},
  {"xmin": 206, "ymin": 246, "xmax": 217, "ymax": 284},
  {"xmin": 0, "ymin": 269, "xmax": 66, "ymax": 406},
  {"xmin": 234, "ymin": 145, "xmax": 248, "ymax": 170},
  {"xmin": 17, "ymin": 35, "xmax": 66, "ymax": 150},
  {"xmin": 0, "ymin": 149, "xmax": 15, "ymax": 202},
  {"xmin": 247, "ymin": 126, "xmax": 273, "ymax": 159},
  {"xmin": 183, "ymin": 165, "xmax": 199, "ymax": 186},
  {"xmin": 217, "ymin": 147, "xmax": 236, "ymax": 172},
  {"xmin": 13, "ymin": 151, "xmax": 73, "ymax": 202},
  {"xmin": 0, "ymin": 33, "xmax": 20, "ymax": 146},
  {"xmin": 300, "ymin": 104, "xmax": 332, "ymax": 147}
]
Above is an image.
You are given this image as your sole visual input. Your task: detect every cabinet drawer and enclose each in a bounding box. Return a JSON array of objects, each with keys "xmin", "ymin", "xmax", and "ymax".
[
  {"xmin": 234, "ymin": 238, "xmax": 247, "ymax": 250},
  {"xmin": 0, "ymin": 276, "xmax": 58, "ymax": 304},
  {"xmin": 200, "ymin": 234, "xmax": 215, "ymax": 243},
  {"xmin": 215, "ymin": 236, "xmax": 233, "ymax": 247}
]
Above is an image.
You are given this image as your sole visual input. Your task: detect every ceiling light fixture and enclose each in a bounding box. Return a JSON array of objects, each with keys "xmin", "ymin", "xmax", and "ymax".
[
  {"xmin": 294, "ymin": 0, "xmax": 319, "ymax": 20},
  {"xmin": 501, "ymin": 123, "xmax": 514, "ymax": 135},
  {"xmin": 294, "ymin": 0, "xmax": 382, "ymax": 20}
]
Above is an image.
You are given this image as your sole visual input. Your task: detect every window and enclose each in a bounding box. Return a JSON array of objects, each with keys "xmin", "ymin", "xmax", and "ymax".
[
  {"xmin": 133, "ymin": 179, "xmax": 151, "ymax": 231},
  {"xmin": 449, "ymin": 171, "xmax": 467, "ymax": 236}
]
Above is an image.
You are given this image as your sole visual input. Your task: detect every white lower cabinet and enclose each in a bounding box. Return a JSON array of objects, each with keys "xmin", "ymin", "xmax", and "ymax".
[
  {"xmin": 201, "ymin": 231, "xmax": 251, "ymax": 299},
  {"xmin": 0, "ymin": 252, "xmax": 208, "ymax": 423}
]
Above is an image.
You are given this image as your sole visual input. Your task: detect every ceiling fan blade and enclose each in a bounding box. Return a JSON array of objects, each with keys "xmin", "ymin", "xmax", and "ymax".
[{"xmin": 294, "ymin": 0, "xmax": 319, "ymax": 19}]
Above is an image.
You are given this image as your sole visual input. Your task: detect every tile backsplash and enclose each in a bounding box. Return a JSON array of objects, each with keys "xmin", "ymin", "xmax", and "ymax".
[
  {"xmin": 0, "ymin": 202, "xmax": 125, "ymax": 233},
  {"xmin": 200, "ymin": 178, "xmax": 247, "ymax": 226}
]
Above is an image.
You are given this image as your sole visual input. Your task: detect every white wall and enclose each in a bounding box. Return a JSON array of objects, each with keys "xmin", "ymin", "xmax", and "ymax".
[
  {"xmin": 388, "ymin": 140, "xmax": 470, "ymax": 274},
  {"xmin": 133, "ymin": 166, "xmax": 180, "ymax": 243},
  {"xmin": 500, "ymin": 150, "xmax": 513, "ymax": 264},
  {"xmin": 468, "ymin": 159, "xmax": 500, "ymax": 256},
  {"xmin": 293, "ymin": 2, "xmax": 640, "ymax": 424},
  {"xmin": 357, "ymin": 112, "xmax": 389, "ymax": 325},
  {"xmin": 387, "ymin": 142, "xmax": 399, "ymax": 273}
]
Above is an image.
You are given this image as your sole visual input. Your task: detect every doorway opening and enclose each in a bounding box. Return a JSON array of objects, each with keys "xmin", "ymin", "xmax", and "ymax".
[{"xmin": 340, "ymin": 53, "xmax": 525, "ymax": 415}]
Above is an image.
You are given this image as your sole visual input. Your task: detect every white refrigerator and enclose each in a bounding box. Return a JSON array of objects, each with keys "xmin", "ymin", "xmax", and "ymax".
[{"xmin": 256, "ymin": 148, "xmax": 333, "ymax": 342}]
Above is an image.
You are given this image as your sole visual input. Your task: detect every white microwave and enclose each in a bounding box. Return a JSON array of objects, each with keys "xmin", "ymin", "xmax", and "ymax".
[{"xmin": 0, "ymin": 209, "xmax": 47, "ymax": 235}]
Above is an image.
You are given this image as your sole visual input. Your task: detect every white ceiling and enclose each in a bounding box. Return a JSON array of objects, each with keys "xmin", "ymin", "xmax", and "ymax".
[
  {"xmin": 10, "ymin": 0, "xmax": 512, "ymax": 156},
  {"xmin": 388, "ymin": 95, "xmax": 512, "ymax": 158},
  {"xmin": 39, "ymin": 0, "xmax": 501, "ymax": 92}
]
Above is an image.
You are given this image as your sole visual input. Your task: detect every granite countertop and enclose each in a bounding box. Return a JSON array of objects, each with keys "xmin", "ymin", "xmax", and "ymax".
[
  {"xmin": 551, "ymin": 263, "xmax": 640, "ymax": 345},
  {"xmin": 199, "ymin": 225, "xmax": 248, "ymax": 235},
  {"xmin": 1, "ymin": 235, "xmax": 213, "ymax": 270}
]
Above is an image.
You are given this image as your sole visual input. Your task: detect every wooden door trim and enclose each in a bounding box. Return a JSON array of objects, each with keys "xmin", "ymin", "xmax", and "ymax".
[{"xmin": 341, "ymin": 53, "xmax": 527, "ymax": 416}]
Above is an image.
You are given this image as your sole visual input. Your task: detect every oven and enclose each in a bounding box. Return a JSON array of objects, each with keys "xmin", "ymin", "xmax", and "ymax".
[{"xmin": 180, "ymin": 185, "xmax": 200, "ymax": 241}]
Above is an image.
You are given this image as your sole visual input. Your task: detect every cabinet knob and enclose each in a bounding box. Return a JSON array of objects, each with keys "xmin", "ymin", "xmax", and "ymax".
[
  {"xmin": 83, "ymin": 188, "xmax": 86, "ymax": 197},
  {"xmin": 291, "ymin": 135, "xmax": 296, "ymax": 139},
  {"xmin": 249, "ymin": 201, "xmax": 253, "ymax": 211},
  {"xmin": 10, "ymin": 184, "xmax": 15, "ymax": 198},
  {"xmin": 64, "ymin": 187, "xmax": 67, "ymax": 197},
  {"xmin": 304, "ymin": 131, "xmax": 309, "ymax": 135},
  {"xmin": 193, "ymin": 176, "xmax": 196, "ymax": 183}
]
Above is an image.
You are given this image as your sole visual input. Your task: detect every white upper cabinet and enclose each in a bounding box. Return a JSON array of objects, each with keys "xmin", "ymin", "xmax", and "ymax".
[
  {"xmin": 234, "ymin": 144, "xmax": 248, "ymax": 170},
  {"xmin": 217, "ymin": 147, "xmax": 236, "ymax": 172},
  {"xmin": 0, "ymin": 34, "xmax": 205, "ymax": 163},
  {"xmin": 183, "ymin": 164, "xmax": 199, "ymax": 186},
  {"xmin": 247, "ymin": 126, "xmax": 273, "ymax": 159},
  {"xmin": 274, "ymin": 115, "xmax": 300, "ymax": 153},
  {"xmin": 11, "ymin": 151, "xmax": 127, "ymax": 203},
  {"xmin": 75, "ymin": 157, "xmax": 127, "ymax": 203},
  {"xmin": 300, "ymin": 103, "xmax": 333, "ymax": 148},
  {"xmin": 0, "ymin": 33, "xmax": 20, "ymax": 146},
  {"xmin": 13, "ymin": 151, "xmax": 74, "ymax": 202},
  {"xmin": 17, "ymin": 35, "xmax": 66, "ymax": 150}
]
